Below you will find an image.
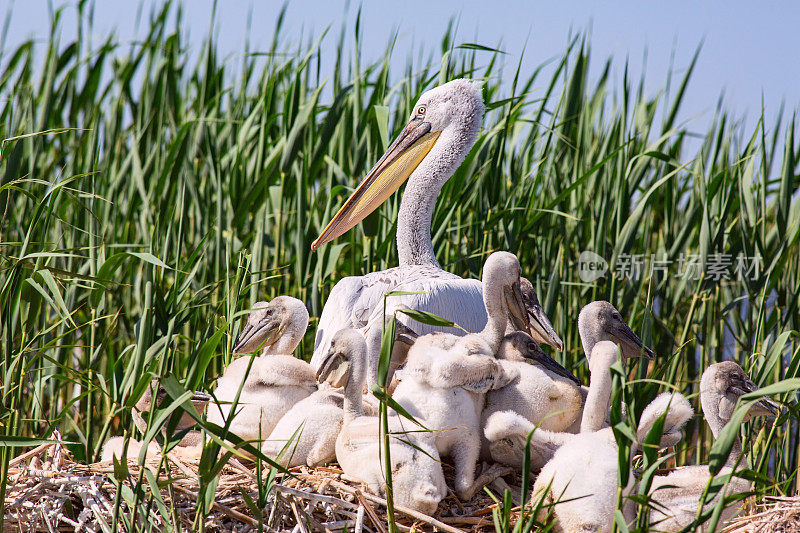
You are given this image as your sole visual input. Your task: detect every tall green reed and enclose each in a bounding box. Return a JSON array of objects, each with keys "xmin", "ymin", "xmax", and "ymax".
[{"xmin": 1, "ymin": 1, "xmax": 798, "ymax": 529}]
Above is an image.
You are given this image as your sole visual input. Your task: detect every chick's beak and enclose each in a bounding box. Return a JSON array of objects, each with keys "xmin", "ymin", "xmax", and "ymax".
[
  {"xmin": 527, "ymin": 303, "xmax": 564, "ymax": 352},
  {"xmin": 505, "ymin": 282, "xmax": 532, "ymax": 334},
  {"xmin": 524, "ymin": 347, "xmax": 582, "ymax": 386},
  {"xmin": 613, "ymin": 323, "xmax": 655, "ymax": 360},
  {"xmin": 190, "ymin": 391, "xmax": 212, "ymax": 408},
  {"xmin": 316, "ymin": 350, "xmax": 350, "ymax": 388},
  {"xmin": 233, "ymin": 317, "xmax": 282, "ymax": 354}
]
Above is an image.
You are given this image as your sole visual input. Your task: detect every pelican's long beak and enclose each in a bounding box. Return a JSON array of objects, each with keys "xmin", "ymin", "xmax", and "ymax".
[
  {"xmin": 190, "ymin": 390, "xmax": 212, "ymax": 409},
  {"xmin": 315, "ymin": 350, "xmax": 350, "ymax": 388},
  {"xmin": 233, "ymin": 317, "xmax": 282, "ymax": 354},
  {"xmin": 177, "ymin": 390, "xmax": 212, "ymax": 431},
  {"xmin": 311, "ymin": 117, "xmax": 441, "ymax": 250},
  {"xmin": 505, "ymin": 282, "xmax": 532, "ymax": 334},
  {"xmin": 612, "ymin": 323, "xmax": 655, "ymax": 360},
  {"xmin": 751, "ymin": 397, "xmax": 781, "ymax": 417},
  {"xmin": 527, "ymin": 304, "xmax": 564, "ymax": 352},
  {"xmin": 523, "ymin": 346, "xmax": 582, "ymax": 386},
  {"xmin": 738, "ymin": 378, "xmax": 781, "ymax": 418},
  {"xmin": 395, "ymin": 320, "xmax": 419, "ymax": 346}
]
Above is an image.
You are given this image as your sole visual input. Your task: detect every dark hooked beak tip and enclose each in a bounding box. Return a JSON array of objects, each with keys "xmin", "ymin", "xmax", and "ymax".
[
  {"xmin": 528, "ymin": 307, "xmax": 564, "ymax": 352},
  {"xmin": 616, "ymin": 324, "xmax": 654, "ymax": 360},
  {"xmin": 191, "ymin": 391, "xmax": 212, "ymax": 403},
  {"xmin": 757, "ymin": 398, "xmax": 781, "ymax": 417}
]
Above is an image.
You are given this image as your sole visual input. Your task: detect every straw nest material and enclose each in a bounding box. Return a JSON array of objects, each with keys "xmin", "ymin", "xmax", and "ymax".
[
  {"xmin": 7, "ymin": 435, "xmax": 799, "ymax": 532},
  {"xmin": 3, "ymin": 434, "xmax": 513, "ymax": 532},
  {"xmin": 723, "ymin": 496, "xmax": 800, "ymax": 533}
]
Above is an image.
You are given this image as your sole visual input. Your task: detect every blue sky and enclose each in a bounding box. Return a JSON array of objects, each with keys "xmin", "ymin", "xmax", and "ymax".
[{"xmin": 3, "ymin": 1, "xmax": 798, "ymax": 135}]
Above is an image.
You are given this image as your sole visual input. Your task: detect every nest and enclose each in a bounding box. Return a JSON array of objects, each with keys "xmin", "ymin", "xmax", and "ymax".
[
  {"xmin": 723, "ymin": 496, "xmax": 800, "ymax": 533},
  {"xmin": 3, "ymin": 435, "xmax": 512, "ymax": 532},
  {"xmin": 10, "ymin": 436, "xmax": 799, "ymax": 532}
]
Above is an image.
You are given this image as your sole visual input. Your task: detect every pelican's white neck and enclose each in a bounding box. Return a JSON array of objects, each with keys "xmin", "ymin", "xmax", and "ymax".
[
  {"xmin": 478, "ymin": 276, "xmax": 509, "ymax": 353},
  {"xmin": 397, "ymin": 177, "xmax": 442, "ymax": 267},
  {"xmin": 396, "ymin": 114, "xmax": 481, "ymax": 267},
  {"xmin": 343, "ymin": 349, "xmax": 366, "ymax": 423},
  {"xmin": 703, "ymin": 392, "xmax": 743, "ymax": 466},
  {"xmin": 580, "ymin": 343, "xmax": 617, "ymax": 432}
]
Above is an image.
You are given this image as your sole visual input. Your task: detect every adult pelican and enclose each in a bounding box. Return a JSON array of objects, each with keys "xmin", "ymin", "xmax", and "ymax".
[{"xmin": 311, "ymin": 79, "xmax": 558, "ymax": 383}]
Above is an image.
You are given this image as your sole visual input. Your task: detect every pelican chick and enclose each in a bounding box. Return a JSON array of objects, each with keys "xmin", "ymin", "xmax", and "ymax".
[
  {"xmin": 317, "ymin": 329, "xmax": 447, "ymax": 514},
  {"xmin": 530, "ymin": 344, "xmax": 691, "ymax": 532},
  {"xmin": 101, "ymin": 380, "xmax": 211, "ymax": 462},
  {"xmin": 480, "ymin": 332, "xmax": 580, "ymax": 462},
  {"xmin": 482, "ymin": 290, "xmax": 578, "ymax": 440},
  {"xmin": 206, "ymin": 296, "xmax": 316, "ymax": 445},
  {"xmin": 261, "ymin": 389, "xmax": 345, "ymax": 468},
  {"xmin": 262, "ymin": 319, "xmax": 399, "ymax": 467},
  {"xmin": 484, "ymin": 300, "xmax": 654, "ymax": 469},
  {"xmin": 647, "ymin": 361, "xmax": 779, "ymax": 531},
  {"xmin": 391, "ymin": 251, "xmax": 528, "ymax": 501}
]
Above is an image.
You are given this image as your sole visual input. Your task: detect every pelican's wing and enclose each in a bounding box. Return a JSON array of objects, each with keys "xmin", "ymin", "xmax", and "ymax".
[
  {"xmin": 312, "ymin": 268, "xmax": 407, "ymax": 368},
  {"xmin": 419, "ymin": 347, "xmax": 503, "ymax": 393},
  {"xmin": 356, "ymin": 272, "xmax": 487, "ymax": 349},
  {"xmin": 636, "ymin": 392, "xmax": 693, "ymax": 451},
  {"xmin": 390, "ymin": 274, "xmax": 486, "ymax": 337},
  {"xmin": 312, "ymin": 265, "xmax": 485, "ymax": 370}
]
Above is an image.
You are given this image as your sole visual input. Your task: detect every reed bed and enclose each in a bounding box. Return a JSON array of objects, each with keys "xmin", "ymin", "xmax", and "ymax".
[{"xmin": 1, "ymin": 2, "xmax": 799, "ymax": 531}]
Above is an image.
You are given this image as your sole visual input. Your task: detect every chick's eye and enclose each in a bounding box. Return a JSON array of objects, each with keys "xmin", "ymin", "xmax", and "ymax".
[{"xmin": 527, "ymin": 342, "xmax": 536, "ymax": 351}]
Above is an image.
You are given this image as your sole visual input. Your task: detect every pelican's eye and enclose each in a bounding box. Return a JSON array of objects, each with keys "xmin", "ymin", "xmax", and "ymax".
[
  {"xmin": 416, "ymin": 105, "xmax": 426, "ymax": 116},
  {"xmin": 266, "ymin": 309, "xmax": 273, "ymax": 317}
]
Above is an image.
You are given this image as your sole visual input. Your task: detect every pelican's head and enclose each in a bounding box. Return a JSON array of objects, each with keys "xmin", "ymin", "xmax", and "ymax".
[
  {"xmin": 498, "ymin": 331, "xmax": 581, "ymax": 385},
  {"xmin": 520, "ymin": 277, "xmax": 564, "ymax": 351},
  {"xmin": 482, "ymin": 251, "xmax": 531, "ymax": 333},
  {"xmin": 404, "ymin": 78, "xmax": 485, "ymax": 135},
  {"xmin": 315, "ymin": 328, "xmax": 367, "ymax": 389},
  {"xmin": 233, "ymin": 296, "xmax": 309, "ymax": 354},
  {"xmin": 701, "ymin": 361, "xmax": 779, "ymax": 423},
  {"xmin": 578, "ymin": 301, "xmax": 655, "ymax": 360},
  {"xmin": 311, "ymin": 79, "xmax": 485, "ymax": 250}
]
